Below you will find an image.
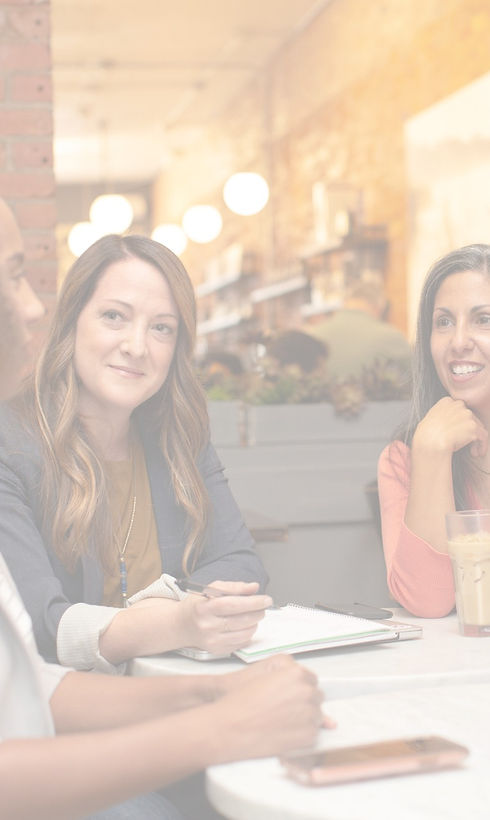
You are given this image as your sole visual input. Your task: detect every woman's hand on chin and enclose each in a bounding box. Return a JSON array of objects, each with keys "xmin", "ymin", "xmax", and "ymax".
[{"xmin": 413, "ymin": 396, "xmax": 488, "ymax": 458}]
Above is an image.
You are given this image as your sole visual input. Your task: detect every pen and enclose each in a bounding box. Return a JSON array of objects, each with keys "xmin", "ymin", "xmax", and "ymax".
[{"xmin": 175, "ymin": 579, "xmax": 231, "ymax": 598}]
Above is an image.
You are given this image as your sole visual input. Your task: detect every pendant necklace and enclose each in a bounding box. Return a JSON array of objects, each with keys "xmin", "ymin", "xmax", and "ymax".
[{"xmin": 117, "ymin": 494, "xmax": 136, "ymax": 608}]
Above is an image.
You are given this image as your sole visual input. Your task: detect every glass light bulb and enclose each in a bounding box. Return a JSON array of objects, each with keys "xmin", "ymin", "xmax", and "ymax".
[
  {"xmin": 151, "ymin": 223, "xmax": 188, "ymax": 256},
  {"xmin": 89, "ymin": 194, "xmax": 134, "ymax": 234},
  {"xmin": 68, "ymin": 222, "xmax": 102, "ymax": 257},
  {"xmin": 223, "ymin": 172, "xmax": 269, "ymax": 216},
  {"xmin": 182, "ymin": 205, "xmax": 222, "ymax": 244}
]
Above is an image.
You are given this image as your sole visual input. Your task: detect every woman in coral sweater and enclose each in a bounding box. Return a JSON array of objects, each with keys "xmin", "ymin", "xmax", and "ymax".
[{"xmin": 378, "ymin": 244, "xmax": 490, "ymax": 617}]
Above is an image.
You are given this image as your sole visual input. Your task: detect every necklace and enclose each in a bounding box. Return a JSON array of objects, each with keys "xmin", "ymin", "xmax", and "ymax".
[{"xmin": 117, "ymin": 494, "xmax": 136, "ymax": 607}]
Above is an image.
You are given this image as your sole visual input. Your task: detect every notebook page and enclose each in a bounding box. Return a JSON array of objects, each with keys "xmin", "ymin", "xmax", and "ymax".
[{"xmin": 235, "ymin": 604, "xmax": 394, "ymax": 660}]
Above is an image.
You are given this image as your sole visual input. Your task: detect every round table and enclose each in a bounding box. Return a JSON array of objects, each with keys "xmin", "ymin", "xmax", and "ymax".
[
  {"xmin": 206, "ymin": 683, "xmax": 490, "ymax": 820},
  {"xmin": 130, "ymin": 610, "xmax": 490, "ymax": 699}
]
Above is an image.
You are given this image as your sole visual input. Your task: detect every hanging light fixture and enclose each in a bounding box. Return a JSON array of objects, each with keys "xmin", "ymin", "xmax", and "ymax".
[
  {"xmin": 223, "ymin": 172, "xmax": 269, "ymax": 216},
  {"xmin": 151, "ymin": 223, "xmax": 188, "ymax": 257},
  {"xmin": 182, "ymin": 205, "xmax": 222, "ymax": 244},
  {"xmin": 89, "ymin": 193, "xmax": 134, "ymax": 235},
  {"xmin": 68, "ymin": 221, "xmax": 102, "ymax": 257}
]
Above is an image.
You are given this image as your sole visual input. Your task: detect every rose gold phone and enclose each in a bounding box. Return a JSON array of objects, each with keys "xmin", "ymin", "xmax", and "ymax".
[{"xmin": 282, "ymin": 736, "xmax": 469, "ymax": 786}]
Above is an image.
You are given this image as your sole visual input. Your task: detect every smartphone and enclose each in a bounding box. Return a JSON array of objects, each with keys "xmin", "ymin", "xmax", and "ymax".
[
  {"xmin": 282, "ymin": 736, "xmax": 469, "ymax": 786},
  {"xmin": 315, "ymin": 602, "xmax": 393, "ymax": 620},
  {"xmin": 175, "ymin": 647, "xmax": 231, "ymax": 661},
  {"xmin": 174, "ymin": 580, "xmax": 232, "ymax": 660}
]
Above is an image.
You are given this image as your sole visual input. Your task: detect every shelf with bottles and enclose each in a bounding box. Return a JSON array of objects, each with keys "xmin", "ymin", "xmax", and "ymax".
[
  {"xmin": 249, "ymin": 272, "xmax": 311, "ymax": 332},
  {"xmin": 196, "ymin": 243, "xmax": 261, "ymax": 341},
  {"xmin": 299, "ymin": 224, "xmax": 388, "ymax": 321}
]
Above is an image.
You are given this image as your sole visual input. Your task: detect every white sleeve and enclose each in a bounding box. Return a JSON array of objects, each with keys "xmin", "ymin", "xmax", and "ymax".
[
  {"xmin": 57, "ymin": 603, "xmax": 127, "ymax": 675},
  {"xmin": 57, "ymin": 575, "xmax": 185, "ymax": 674},
  {"xmin": 127, "ymin": 572, "xmax": 186, "ymax": 604},
  {"xmin": 38, "ymin": 660, "xmax": 72, "ymax": 702}
]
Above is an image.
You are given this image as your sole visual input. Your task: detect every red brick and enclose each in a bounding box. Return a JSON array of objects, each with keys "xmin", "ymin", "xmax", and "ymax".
[
  {"xmin": 10, "ymin": 73, "xmax": 52, "ymax": 103},
  {"xmin": 0, "ymin": 170, "xmax": 55, "ymax": 198},
  {"xmin": 12, "ymin": 138, "xmax": 52, "ymax": 168},
  {"xmin": 0, "ymin": 109, "xmax": 52, "ymax": 136},
  {"xmin": 14, "ymin": 199, "xmax": 57, "ymax": 229},
  {"xmin": 0, "ymin": 75, "xmax": 5, "ymax": 101},
  {"xmin": 0, "ymin": 142, "xmax": 5, "ymax": 169},
  {"xmin": 23, "ymin": 229, "xmax": 56, "ymax": 260},
  {"xmin": 8, "ymin": 6, "xmax": 50, "ymax": 40},
  {"xmin": 0, "ymin": 0, "xmax": 47, "ymax": 5},
  {"xmin": 0, "ymin": 42, "xmax": 50, "ymax": 71}
]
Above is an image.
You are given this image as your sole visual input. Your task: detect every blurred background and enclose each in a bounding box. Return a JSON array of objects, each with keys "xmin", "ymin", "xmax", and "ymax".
[
  {"xmin": 2, "ymin": 0, "xmax": 490, "ymax": 604},
  {"xmin": 3, "ymin": 0, "xmax": 489, "ymax": 346}
]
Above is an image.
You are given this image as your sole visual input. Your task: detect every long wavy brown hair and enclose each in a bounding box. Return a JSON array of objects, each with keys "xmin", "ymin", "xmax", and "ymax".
[{"xmin": 29, "ymin": 234, "xmax": 210, "ymax": 574}]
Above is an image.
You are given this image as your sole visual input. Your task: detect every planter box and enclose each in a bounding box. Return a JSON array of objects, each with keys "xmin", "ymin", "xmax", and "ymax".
[{"xmin": 209, "ymin": 400, "xmax": 409, "ymax": 607}]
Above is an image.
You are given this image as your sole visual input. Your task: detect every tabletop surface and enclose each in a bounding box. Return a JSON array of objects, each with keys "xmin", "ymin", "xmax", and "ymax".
[
  {"xmin": 130, "ymin": 609, "xmax": 490, "ymax": 699},
  {"xmin": 206, "ymin": 682, "xmax": 490, "ymax": 820}
]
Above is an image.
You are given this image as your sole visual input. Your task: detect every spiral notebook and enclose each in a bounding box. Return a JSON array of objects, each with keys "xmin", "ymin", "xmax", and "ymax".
[{"xmin": 232, "ymin": 604, "xmax": 399, "ymax": 663}]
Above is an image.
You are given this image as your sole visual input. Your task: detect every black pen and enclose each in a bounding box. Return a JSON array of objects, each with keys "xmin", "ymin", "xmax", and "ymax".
[{"xmin": 175, "ymin": 579, "xmax": 232, "ymax": 598}]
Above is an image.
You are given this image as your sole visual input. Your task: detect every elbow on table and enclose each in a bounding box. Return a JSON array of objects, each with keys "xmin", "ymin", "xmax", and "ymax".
[{"xmin": 387, "ymin": 574, "xmax": 455, "ymax": 619}]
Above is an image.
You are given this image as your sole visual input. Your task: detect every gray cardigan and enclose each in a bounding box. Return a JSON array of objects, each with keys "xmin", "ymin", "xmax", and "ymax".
[{"xmin": 0, "ymin": 404, "xmax": 267, "ymax": 661}]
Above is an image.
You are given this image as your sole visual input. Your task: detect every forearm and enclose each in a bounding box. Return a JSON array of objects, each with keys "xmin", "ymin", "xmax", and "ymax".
[
  {"xmin": 0, "ymin": 702, "xmax": 233, "ymax": 820},
  {"xmin": 404, "ymin": 442, "xmax": 455, "ymax": 553},
  {"xmin": 98, "ymin": 584, "xmax": 270, "ymax": 665},
  {"xmin": 98, "ymin": 597, "xmax": 190, "ymax": 665},
  {"xmin": 50, "ymin": 669, "xmax": 218, "ymax": 732},
  {"xmin": 378, "ymin": 441, "xmax": 455, "ymax": 617},
  {"xmin": 387, "ymin": 523, "xmax": 455, "ymax": 616}
]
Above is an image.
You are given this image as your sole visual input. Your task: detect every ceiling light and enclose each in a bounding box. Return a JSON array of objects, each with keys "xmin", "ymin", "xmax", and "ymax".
[
  {"xmin": 182, "ymin": 205, "xmax": 222, "ymax": 244},
  {"xmin": 223, "ymin": 172, "xmax": 269, "ymax": 216},
  {"xmin": 68, "ymin": 222, "xmax": 102, "ymax": 257},
  {"xmin": 151, "ymin": 223, "xmax": 188, "ymax": 256},
  {"xmin": 89, "ymin": 193, "xmax": 134, "ymax": 234}
]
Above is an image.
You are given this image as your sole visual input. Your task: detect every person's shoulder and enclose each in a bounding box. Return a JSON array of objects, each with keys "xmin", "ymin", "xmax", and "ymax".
[
  {"xmin": 378, "ymin": 439, "xmax": 411, "ymax": 480},
  {"xmin": 138, "ymin": 423, "xmax": 216, "ymax": 472},
  {"xmin": 376, "ymin": 320, "xmax": 411, "ymax": 348},
  {"xmin": 195, "ymin": 439, "xmax": 224, "ymax": 478},
  {"xmin": 0, "ymin": 400, "xmax": 26, "ymax": 439},
  {"xmin": 0, "ymin": 399, "xmax": 40, "ymax": 458}
]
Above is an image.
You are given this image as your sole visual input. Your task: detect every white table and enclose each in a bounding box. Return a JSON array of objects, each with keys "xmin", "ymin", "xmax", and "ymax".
[
  {"xmin": 206, "ymin": 683, "xmax": 490, "ymax": 820},
  {"xmin": 130, "ymin": 610, "xmax": 490, "ymax": 699}
]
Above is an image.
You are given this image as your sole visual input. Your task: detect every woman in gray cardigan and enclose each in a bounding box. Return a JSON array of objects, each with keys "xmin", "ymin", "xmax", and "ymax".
[
  {"xmin": 0, "ymin": 233, "xmax": 268, "ymax": 670},
  {"xmin": 0, "ymin": 196, "xmax": 329, "ymax": 820}
]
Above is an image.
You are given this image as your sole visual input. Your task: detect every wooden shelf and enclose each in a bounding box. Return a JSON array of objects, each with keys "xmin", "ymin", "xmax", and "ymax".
[
  {"xmin": 250, "ymin": 275, "xmax": 308, "ymax": 304},
  {"xmin": 197, "ymin": 311, "xmax": 246, "ymax": 335}
]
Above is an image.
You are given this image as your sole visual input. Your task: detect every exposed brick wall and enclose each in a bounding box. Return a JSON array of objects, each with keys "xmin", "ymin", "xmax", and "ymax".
[
  {"xmin": 0, "ymin": 0, "xmax": 56, "ymax": 312},
  {"xmin": 156, "ymin": 0, "xmax": 490, "ymax": 335}
]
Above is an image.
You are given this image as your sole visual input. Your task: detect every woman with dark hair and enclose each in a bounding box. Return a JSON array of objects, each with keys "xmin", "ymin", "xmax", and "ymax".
[
  {"xmin": 0, "ymin": 233, "xmax": 268, "ymax": 670},
  {"xmin": 378, "ymin": 244, "xmax": 490, "ymax": 617}
]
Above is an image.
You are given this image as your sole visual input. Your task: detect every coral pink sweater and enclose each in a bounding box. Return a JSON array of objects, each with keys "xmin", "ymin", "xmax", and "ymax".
[{"xmin": 377, "ymin": 440, "xmax": 456, "ymax": 617}]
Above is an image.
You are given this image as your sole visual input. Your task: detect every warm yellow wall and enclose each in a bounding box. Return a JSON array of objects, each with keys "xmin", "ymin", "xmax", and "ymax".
[{"xmin": 153, "ymin": 0, "xmax": 490, "ymax": 333}]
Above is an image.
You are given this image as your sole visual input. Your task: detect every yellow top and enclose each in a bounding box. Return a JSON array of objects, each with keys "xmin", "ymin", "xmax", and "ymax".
[{"xmin": 103, "ymin": 435, "xmax": 161, "ymax": 607}]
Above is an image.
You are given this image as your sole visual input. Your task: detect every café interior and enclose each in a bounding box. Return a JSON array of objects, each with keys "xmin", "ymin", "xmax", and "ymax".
[{"xmin": 3, "ymin": 0, "xmax": 490, "ymax": 817}]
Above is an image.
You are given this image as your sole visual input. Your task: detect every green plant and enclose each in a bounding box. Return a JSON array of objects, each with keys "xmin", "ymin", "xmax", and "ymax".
[{"xmin": 198, "ymin": 357, "xmax": 411, "ymax": 417}]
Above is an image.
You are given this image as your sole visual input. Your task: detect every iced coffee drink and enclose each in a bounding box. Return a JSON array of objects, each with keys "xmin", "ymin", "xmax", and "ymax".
[{"xmin": 447, "ymin": 529, "xmax": 490, "ymax": 637}]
